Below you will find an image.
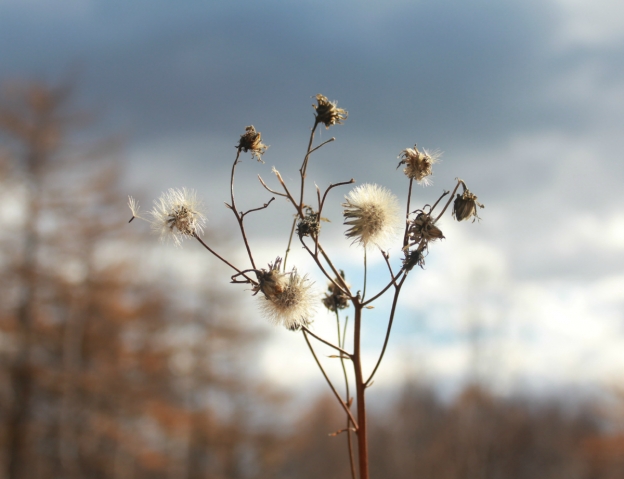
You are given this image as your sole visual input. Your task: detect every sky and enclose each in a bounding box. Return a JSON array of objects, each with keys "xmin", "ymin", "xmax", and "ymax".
[{"xmin": 2, "ymin": 0, "xmax": 624, "ymax": 400}]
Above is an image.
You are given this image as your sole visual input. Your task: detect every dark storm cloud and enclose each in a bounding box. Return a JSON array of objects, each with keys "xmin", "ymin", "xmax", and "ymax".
[{"xmin": 1, "ymin": 0, "xmax": 584, "ymax": 145}]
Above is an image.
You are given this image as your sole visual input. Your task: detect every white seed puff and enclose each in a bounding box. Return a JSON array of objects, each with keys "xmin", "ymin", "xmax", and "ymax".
[
  {"xmin": 149, "ymin": 188, "xmax": 207, "ymax": 246},
  {"xmin": 342, "ymin": 183, "xmax": 402, "ymax": 249}
]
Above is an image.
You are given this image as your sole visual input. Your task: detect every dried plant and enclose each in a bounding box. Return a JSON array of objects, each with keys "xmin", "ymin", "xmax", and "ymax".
[{"xmin": 129, "ymin": 94, "xmax": 484, "ymax": 479}]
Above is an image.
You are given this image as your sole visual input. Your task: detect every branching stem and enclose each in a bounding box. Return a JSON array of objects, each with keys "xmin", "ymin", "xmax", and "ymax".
[{"xmin": 302, "ymin": 330, "xmax": 359, "ymax": 428}]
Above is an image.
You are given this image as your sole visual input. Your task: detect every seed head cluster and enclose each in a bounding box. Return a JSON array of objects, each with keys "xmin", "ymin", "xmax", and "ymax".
[
  {"xmin": 403, "ymin": 210, "xmax": 444, "ymax": 271},
  {"xmin": 397, "ymin": 145, "xmax": 440, "ymax": 185},
  {"xmin": 343, "ymin": 183, "xmax": 401, "ymax": 249},
  {"xmin": 127, "ymin": 94, "xmax": 486, "ymax": 340},
  {"xmin": 254, "ymin": 258, "xmax": 317, "ymax": 331},
  {"xmin": 236, "ymin": 125, "xmax": 268, "ymax": 162},
  {"xmin": 313, "ymin": 94, "xmax": 348, "ymax": 129}
]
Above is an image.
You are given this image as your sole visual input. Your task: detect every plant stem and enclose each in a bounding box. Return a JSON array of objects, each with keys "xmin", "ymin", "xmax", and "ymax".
[
  {"xmin": 403, "ymin": 178, "xmax": 414, "ymax": 249},
  {"xmin": 302, "ymin": 330, "xmax": 358, "ymax": 428},
  {"xmin": 365, "ymin": 275, "xmax": 406, "ymax": 386},
  {"xmin": 337, "ymin": 312, "xmax": 357, "ymax": 479},
  {"xmin": 353, "ymin": 303, "xmax": 369, "ymax": 479},
  {"xmin": 362, "ymin": 249, "xmax": 368, "ymax": 301},
  {"xmin": 283, "ymin": 216, "xmax": 298, "ymax": 271},
  {"xmin": 193, "ymin": 235, "xmax": 254, "ymax": 283},
  {"xmin": 230, "ymin": 149, "xmax": 256, "ymax": 269}
]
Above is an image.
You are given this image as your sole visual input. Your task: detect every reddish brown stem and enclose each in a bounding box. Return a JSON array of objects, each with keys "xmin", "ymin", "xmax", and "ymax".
[
  {"xmin": 193, "ymin": 235, "xmax": 255, "ymax": 284},
  {"xmin": 353, "ymin": 304, "xmax": 369, "ymax": 479},
  {"xmin": 336, "ymin": 312, "xmax": 357, "ymax": 479},
  {"xmin": 365, "ymin": 275, "xmax": 406, "ymax": 387},
  {"xmin": 302, "ymin": 330, "xmax": 359, "ymax": 428},
  {"xmin": 230, "ymin": 149, "xmax": 257, "ymax": 269}
]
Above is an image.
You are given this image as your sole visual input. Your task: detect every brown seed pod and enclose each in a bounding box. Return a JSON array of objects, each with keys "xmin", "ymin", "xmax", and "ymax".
[
  {"xmin": 407, "ymin": 212, "xmax": 445, "ymax": 245},
  {"xmin": 453, "ymin": 188, "xmax": 484, "ymax": 222},
  {"xmin": 313, "ymin": 94, "xmax": 348, "ymax": 129},
  {"xmin": 322, "ymin": 271, "xmax": 350, "ymax": 312},
  {"xmin": 236, "ymin": 125, "xmax": 268, "ymax": 162}
]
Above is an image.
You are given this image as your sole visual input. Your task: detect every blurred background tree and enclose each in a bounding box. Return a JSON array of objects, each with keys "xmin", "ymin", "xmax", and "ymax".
[{"xmin": 0, "ymin": 81, "xmax": 286, "ymax": 479}]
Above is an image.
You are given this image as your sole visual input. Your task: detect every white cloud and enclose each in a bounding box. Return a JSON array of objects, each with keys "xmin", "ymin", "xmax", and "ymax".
[{"xmin": 552, "ymin": 0, "xmax": 624, "ymax": 48}]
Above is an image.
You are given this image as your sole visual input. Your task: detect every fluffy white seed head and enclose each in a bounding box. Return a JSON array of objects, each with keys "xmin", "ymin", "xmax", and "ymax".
[
  {"xmin": 342, "ymin": 183, "xmax": 402, "ymax": 249},
  {"xmin": 149, "ymin": 188, "xmax": 207, "ymax": 246},
  {"xmin": 257, "ymin": 267, "xmax": 317, "ymax": 330}
]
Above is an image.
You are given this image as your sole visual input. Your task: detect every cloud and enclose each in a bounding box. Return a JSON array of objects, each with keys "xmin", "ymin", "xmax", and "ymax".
[{"xmin": 4, "ymin": 0, "xmax": 624, "ymax": 397}]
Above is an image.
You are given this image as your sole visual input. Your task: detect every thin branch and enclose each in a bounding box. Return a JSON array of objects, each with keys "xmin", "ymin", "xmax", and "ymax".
[
  {"xmin": 193, "ymin": 234, "xmax": 256, "ymax": 284},
  {"xmin": 309, "ymin": 137, "xmax": 335, "ymax": 155},
  {"xmin": 257, "ymin": 174, "xmax": 288, "ymax": 197},
  {"xmin": 319, "ymin": 178, "xmax": 355, "ymax": 217},
  {"xmin": 381, "ymin": 251, "xmax": 398, "ymax": 288},
  {"xmin": 241, "ymin": 197, "xmax": 275, "ymax": 218},
  {"xmin": 403, "ymin": 178, "xmax": 414, "ymax": 249},
  {"xmin": 362, "ymin": 266, "xmax": 405, "ymax": 306},
  {"xmin": 301, "ymin": 325, "xmax": 352, "ymax": 358},
  {"xmin": 299, "ymin": 237, "xmax": 350, "ymax": 297},
  {"xmin": 317, "ymin": 243, "xmax": 352, "ymax": 296},
  {"xmin": 230, "ymin": 149, "xmax": 256, "ymax": 269},
  {"xmin": 428, "ymin": 190, "xmax": 449, "ymax": 214},
  {"xmin": 283, "ymin": 216, "xmax": 298, "ymax": 272},
  {"xmin": 362, "ymin": 249, "xmax": 368, "ymax": 301},
  {"xmin": 365, "ymin": 275, "xmax": 407, "ymax": 387},
  {"xmin": 299, "ymin": 122, "xmax": 319, "ymax": 180},
  {"xmin": 336, "ymin": 312, "xmax": 357, "ymax": 479},
  {"xmin": 298, "ymin": 121, "xmax": 319, "ymax": 219},
  {"xmin": 433, "ymin": 179, "xmax": 462, "ymax": 223},
  {"xmin": 273, "ymin": 168, "xmax": 304, "ymax": 217},
  {"xmin": 302, "ymin": 330, "xmax": 359, "ymax": 429}
]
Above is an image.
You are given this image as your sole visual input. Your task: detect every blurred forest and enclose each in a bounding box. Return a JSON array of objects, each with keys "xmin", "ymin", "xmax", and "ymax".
[{"xmin": 1, "ymin": 81, "xmax": 624, "ymax": 479}]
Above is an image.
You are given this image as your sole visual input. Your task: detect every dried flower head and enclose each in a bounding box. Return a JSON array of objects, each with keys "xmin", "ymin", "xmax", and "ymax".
[
  {"xmin": 313, "ymin": 94, "xmax": 348, "ymax": 129},
  {"xmin": 149, "ymin": 188, "xmax": 207, "ymax": 246},
  {"xmin": 255, "ymin": 258, "xmax": 317, "ymax": 331},
  {"xmin": 453, "ymin": 183, "xmax": 484, "ymax": 222},
  {"xmin": 236, "ymin": 125, "xmax": 268, "ymax": 162},
  {"xmin": 343, "ymin": 183, "xmax": 401, "ymax": 249},
  {"xmin": 402, "ymin": 248, "xmax": 426, "ymax": 272},
  {"xmin": 253, "ymin": 257, "xmax": 287, "ymax": 298},
  {"xmin": 397, "ymin": 145, "xmax": 440, "ymax": 185},
  {"xmin": 297, "ymin": 207, "xmax": 322, "ymax": 238},
  {"xmin": 322, "ymin": 271, "xmax": 350, "ymax": 312},
  {"xmin": 406, "ymin": 212, "xmax": 444, "ymax": 247}
]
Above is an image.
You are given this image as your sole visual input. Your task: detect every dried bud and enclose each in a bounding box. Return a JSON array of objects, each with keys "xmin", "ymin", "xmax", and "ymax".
[
  {"xmin": 236, "ymin": 125, "xmax": 268, "ymax": 162},
  {"xmin": 397, "ymin": 145, "xmax": 440, "ymax": 186},
  {"xmin": 253, "ymin": 257, "xmax": 288, "ymax": 299},
  {"xmin": 322, "ymin": 272, "xmax": 350, "ymax": 312},
  {"xmin": 297, "ymin": 208, "xmax": 321, "ymax": 238},
  {"xmin": 453, "ymin": 185, "xmax": 484, "ymax": 222},
  {"xmin": 402, "ymin": 248, "xmax": 426, "ymax": 272},
  {"xmin": 313, "ymin": 94, "xmax": 348, "ymax": 129},
  {"xmin": 407, "ymin": 212, "xmax": 444, "ymax": 246}
]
